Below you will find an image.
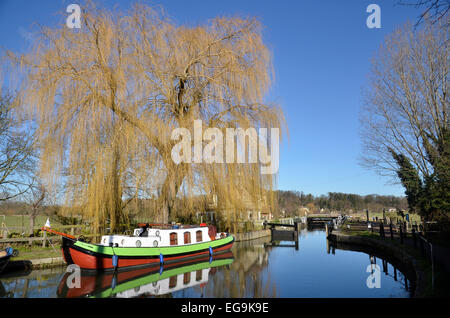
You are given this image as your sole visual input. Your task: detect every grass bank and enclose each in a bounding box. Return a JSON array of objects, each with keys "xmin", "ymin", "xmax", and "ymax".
[{"xmin": 8, "ymin": 245, "xmax": 61, "ymax": 261}]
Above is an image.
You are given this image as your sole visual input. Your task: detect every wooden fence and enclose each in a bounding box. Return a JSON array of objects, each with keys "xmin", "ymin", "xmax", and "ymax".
[{"xmin": 0, "ymin": 224, "xmax": 93, "ymax": 247}]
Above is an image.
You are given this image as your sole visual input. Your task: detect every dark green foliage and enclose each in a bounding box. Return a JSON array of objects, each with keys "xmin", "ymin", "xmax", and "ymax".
[
  {"xmin": 172, "ymin": 213, "xmax": 197, "ymax": 225},
  {"xmin": 389, "ymin": 128, "xmax": 450, "ymax": 228},
  {"xmin": 52, "ymin": 212, "xmax": 81, "ymax": 226},
  {"xmin": 421, "ymin": 128, "xmax": 450, "ymax": 224},
  {"xmin": 388, "ymin": 148, "xmax": 423, "ymax": 214}
]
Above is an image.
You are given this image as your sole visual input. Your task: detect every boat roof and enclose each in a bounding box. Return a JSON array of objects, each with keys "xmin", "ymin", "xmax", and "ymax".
[{"xmin": 137, "ymin": 223, "xmax": 211, "ymax": 230}]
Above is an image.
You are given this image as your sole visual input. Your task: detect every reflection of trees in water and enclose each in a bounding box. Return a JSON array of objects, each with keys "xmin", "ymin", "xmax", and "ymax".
[
  {"xmin": 331, "ymin": 241, "xmax": 415, "ymax": 297},
  {"xmin": 0, "ymin": 281, "xmax": 7, "ymax": 297},
  {"xmin": 0, "ymin": 267, "xmax": 64, "ymax": 298},
  {"xmin": 368, "ymin": 254, "xmax": 413, "ymax": 297},
  {"xmin": 202, "ymin": 236, "xmax": 277, "ymax": 297}
]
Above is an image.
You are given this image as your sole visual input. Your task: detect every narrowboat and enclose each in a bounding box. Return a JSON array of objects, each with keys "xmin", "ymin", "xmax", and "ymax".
[
  {"xmin": 57, "ymin": 251, "xmax": 234, "ymax": 298},
  {"xmin": 42, "ymin": 223, "xmax": 234, "ymax": 271},
  {"xmin": 0, "ymin": 247, "xmax": 18, "ymax": 274}
]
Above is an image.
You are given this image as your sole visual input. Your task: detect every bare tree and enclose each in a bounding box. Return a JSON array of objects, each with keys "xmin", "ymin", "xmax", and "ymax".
[
  {"xmin": 6, "ymin": 3, "xmax": 285, "ymax": 234},
  {"xmin": 0, "ymin": 93, "xmax": 34, "ymax": 201},
  {"xmin": 398, "ymin": 0, "xmax": 450, "ymax": 26},
  {"xmin": 26, "ymin": 178, "xmax": 47, "ymax": 235},
  {"xmin": 360, "ymin": 20, "xmax": 449, "ymax": 181}
]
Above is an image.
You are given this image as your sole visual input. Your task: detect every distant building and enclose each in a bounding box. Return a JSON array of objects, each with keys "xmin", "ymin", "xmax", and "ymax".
[
  {"xmin": 260, "ymin": 211, "xmax": 273, "ymax": 220},
  {"xmin": 298, "ymin": 207, "xmax": 309, "ymax": 216}
]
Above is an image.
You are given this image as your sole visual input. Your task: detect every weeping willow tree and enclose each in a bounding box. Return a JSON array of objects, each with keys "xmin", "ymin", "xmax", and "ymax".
[{"xmin": 6, "ymin": 3, "xmax": 285, "ymax": 235}]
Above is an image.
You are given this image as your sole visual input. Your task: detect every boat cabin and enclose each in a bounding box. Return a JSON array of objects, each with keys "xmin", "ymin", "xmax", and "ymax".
[{"xmin": 99, "ymin": 224, "xmax": 223, "ymax": 248}]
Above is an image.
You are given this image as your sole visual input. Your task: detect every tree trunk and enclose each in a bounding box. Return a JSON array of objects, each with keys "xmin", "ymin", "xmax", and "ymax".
[
  {"xmin": 29, "ymin": 211, "xmax": 36, "ymax": 236},
  {"xmin": 157, "ymin": 162, "xmax": 185, "ymax": 224},
  {"xmin": 158, "ymin": 177, "xmax": 177, "ymax": 224},
  {"xmin": 109, "ymin": 145, "xmax": 123, "ymax": 233}
]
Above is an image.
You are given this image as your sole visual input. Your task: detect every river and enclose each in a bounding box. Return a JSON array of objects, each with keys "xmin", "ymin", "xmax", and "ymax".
[{"xmin": 0, "ymin": 228, "xmax": 413, "ymax": 298}]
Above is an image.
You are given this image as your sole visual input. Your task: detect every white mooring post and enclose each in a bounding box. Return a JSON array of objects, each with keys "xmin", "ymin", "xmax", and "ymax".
[{"xmin": 42, "ymin": 230, "xmax": 47, "ymax": 247}]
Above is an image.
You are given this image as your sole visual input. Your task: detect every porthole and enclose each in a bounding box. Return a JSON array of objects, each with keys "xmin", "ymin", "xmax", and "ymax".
[
  {"xmin": 121, "ymin": 239, "xmax": 125, "ymax": 246},
  {"xmin": 136, "ymin": 240, "xmax": 141, "ymax": 247},
  {"xmin": 153, "ymin": 240, "xmax": 158, "ymax": 247},
  {"xmin": 155, "ymin": 230, "xmax": 160, "ymax": 237}
]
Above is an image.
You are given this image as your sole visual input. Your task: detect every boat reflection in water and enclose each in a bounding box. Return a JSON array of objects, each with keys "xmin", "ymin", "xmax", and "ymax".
[{"xmin": 57, "ymin": 252, "xmax": 234, "ymax": 298}]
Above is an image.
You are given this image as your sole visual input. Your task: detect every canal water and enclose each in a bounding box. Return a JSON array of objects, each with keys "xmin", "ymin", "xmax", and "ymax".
[{"xmin": 0, "ymin": 228, "xmax": 413, "ymax": 298}]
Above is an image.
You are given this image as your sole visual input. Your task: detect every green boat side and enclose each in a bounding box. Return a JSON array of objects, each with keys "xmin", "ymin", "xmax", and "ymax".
[{"xmin": 74, "ymin": 234, "xmax": 235, "ymax": 257}]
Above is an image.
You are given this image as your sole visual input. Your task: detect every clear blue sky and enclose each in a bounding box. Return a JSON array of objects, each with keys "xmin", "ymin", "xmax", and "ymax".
[{"xmin": 0, "ymin": 0, "xmax": 423, "ymax": 197}]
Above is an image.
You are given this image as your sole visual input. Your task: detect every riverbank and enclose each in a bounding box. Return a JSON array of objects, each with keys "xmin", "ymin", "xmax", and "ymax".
[
  {"xmin": 3, "ymin": 257, "xmax": 65, "ymax": 273},
  {"xmin": 231, "ymin": 229, "xmax": 271, "ymax": 242},
  {"xmin": 328, "ymin": 229, "xmax": 449, "ymax": 297}
]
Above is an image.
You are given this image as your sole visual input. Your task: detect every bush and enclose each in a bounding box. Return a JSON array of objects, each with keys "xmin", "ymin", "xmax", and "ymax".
[{"xmin": 8, "ymin": 232, "xmax": 21, "ymax": 238}]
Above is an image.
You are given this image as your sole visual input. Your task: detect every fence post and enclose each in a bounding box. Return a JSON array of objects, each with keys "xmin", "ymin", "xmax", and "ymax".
[
  {"xmin": 380, "ymin": 222, "xmax": 385, "ymax": 238},
  {"xmin": 412, "ymin": 227, "xmax": 417, "ymax": 248},
  {"xmin": 399, "ymin": 225, "xmax": 403, "ymax": 244},
  {"xmin": 390, "ymin": 222, "xmax": 393, "ymax": 240},
  {"xmin": 42, "ymin": 230, "xmax": 47, "ymax": 247}
]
